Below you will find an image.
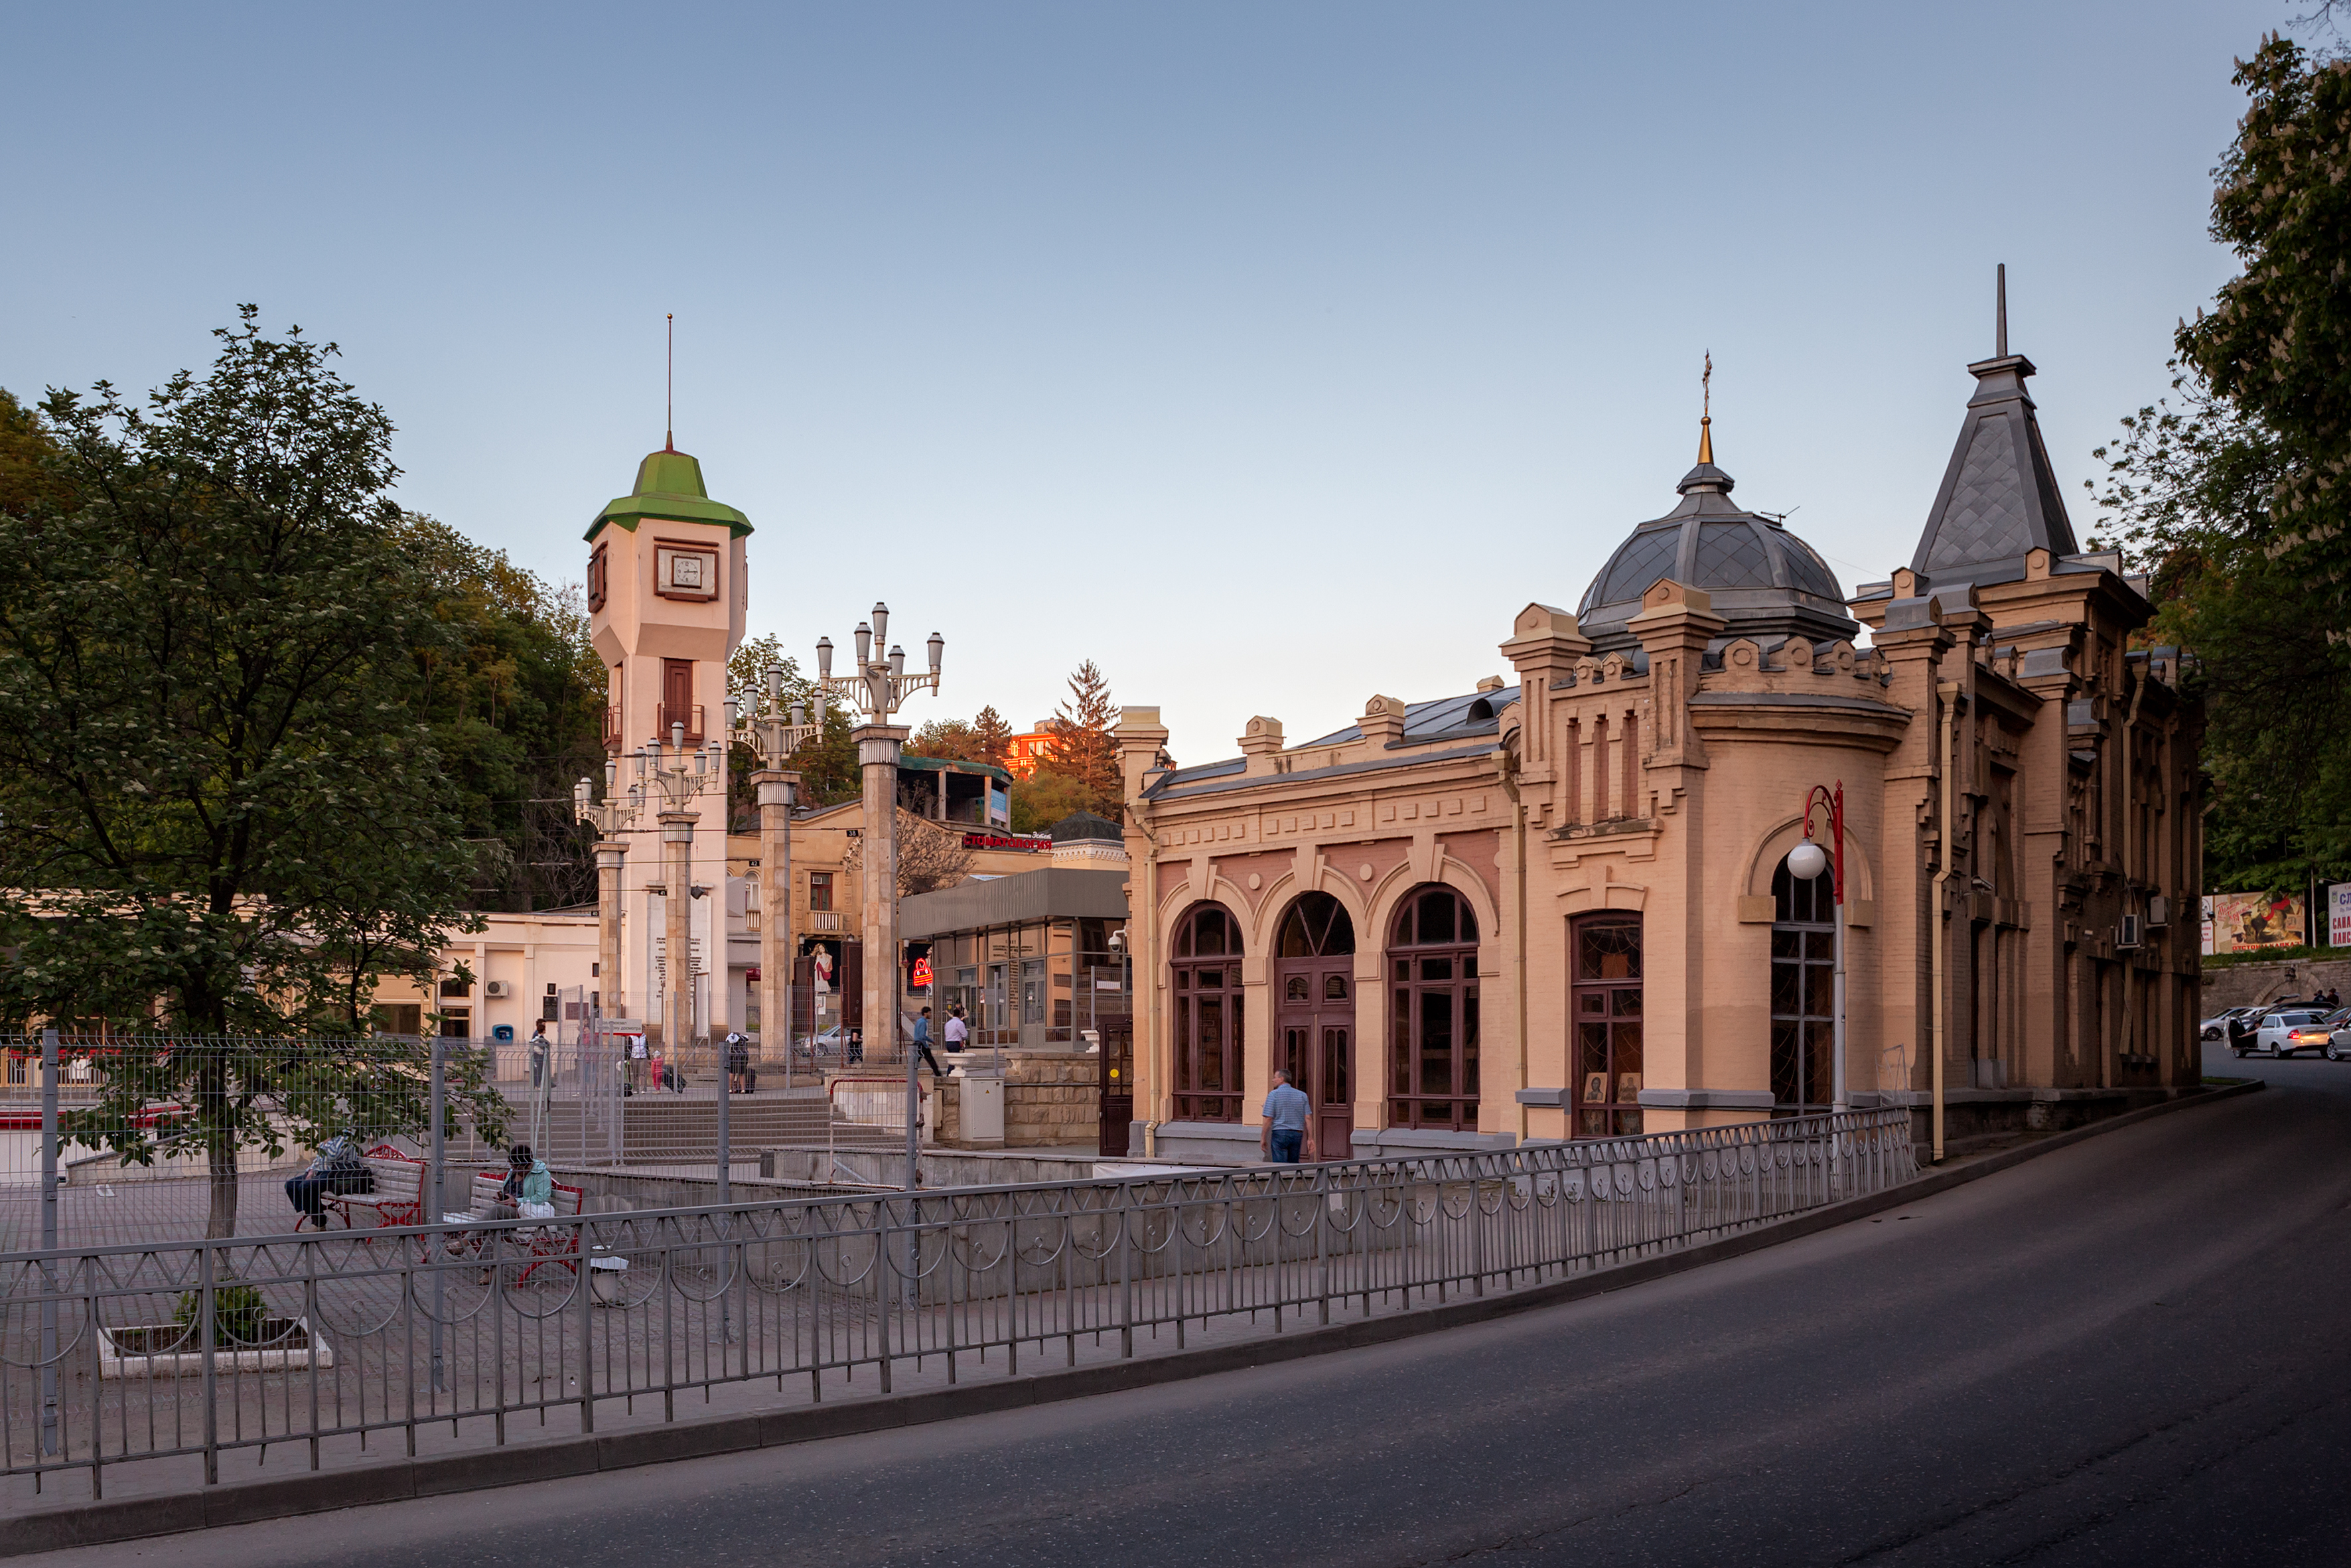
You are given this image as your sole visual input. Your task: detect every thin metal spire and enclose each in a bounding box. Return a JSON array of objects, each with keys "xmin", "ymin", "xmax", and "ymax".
[
  {"xmin": 1995, "ymin": 264, "xmax": 2007, "ymax": 359},
  {"xmin": 665, "ymin": 313, "xmax": 675, "ymax": 452},
  {"xmin": 1697, "ymin": 351, "xmax": 1714, "ymax": 464}
]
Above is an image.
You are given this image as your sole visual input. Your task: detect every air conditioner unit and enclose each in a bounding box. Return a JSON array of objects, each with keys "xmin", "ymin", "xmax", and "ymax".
[
  {"xmin": 2147, "ymin": 895, "xmax": 2170, "ymax": 928},
  {"xmin": 483, "ymin": 980, "xmax": 512, "ymax": 999},
  {"xmin": 2117, "ymin": 914, "xmax": 2142, "ymax": 950}
]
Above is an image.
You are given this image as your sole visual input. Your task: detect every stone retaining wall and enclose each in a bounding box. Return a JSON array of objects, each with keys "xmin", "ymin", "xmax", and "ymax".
[
  {"xmin": 2200, "ymin": 957, "xmax": 2351, "ymax": 1011},
  {"xmin": 934, "ymin": 1051, "xmax": 1101, "ymax": 1149}
]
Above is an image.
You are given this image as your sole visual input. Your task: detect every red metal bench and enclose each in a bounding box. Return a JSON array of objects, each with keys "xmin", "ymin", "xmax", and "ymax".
[
  {"xmin": 425, "ymin": 1169, "xmax": 586, "ymax": 1283},
  {"xmin": 321, "ymin": 1145, "xmax": 425, "ymax": 1233}
]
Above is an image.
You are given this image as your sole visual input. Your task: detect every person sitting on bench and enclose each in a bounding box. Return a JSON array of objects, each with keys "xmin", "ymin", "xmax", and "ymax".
[
  {"xmin": 494, "ymin": 1145, "xmax": 556, "ymax": 1220},
  {"xmin": 285, "ymin": 1133, "xmax": 372, "ymax": 1231}
]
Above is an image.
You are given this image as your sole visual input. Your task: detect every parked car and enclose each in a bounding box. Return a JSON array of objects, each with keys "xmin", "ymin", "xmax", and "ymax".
[
  {"xmin": 794, "ymin": 1025, "xmax": 865, "ymax": 1063},
  {"xmin": 2202, "ymin": 1005, "xmax": 2266, "ymax": 1042},
  {"xmin": 2250, "ymin": 1010, "xmax": 2330, "ymax": 1058},
  {"xmin": 2328, "ymin": 1013, "xmax": 2351, "ymax": 1062}
]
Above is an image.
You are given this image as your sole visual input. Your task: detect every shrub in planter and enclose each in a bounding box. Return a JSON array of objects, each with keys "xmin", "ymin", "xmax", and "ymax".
[{"xmin": 173, "ymin": 1282, "xmax": 268, "ymax": 1345}]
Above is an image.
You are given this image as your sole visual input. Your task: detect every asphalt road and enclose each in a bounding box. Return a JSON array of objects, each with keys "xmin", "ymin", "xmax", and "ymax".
[{"xmin": 47, "ymin": 1045, "xmax": 2351, "ymax": 1567}]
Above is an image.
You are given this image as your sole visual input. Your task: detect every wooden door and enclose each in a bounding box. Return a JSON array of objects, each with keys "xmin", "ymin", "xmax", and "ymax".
[
  {"xmin": 1276, "ymin": 964, "xmax": 1354, "ymax": 1159},
  {"xmin": 1098, "ymin": 1016, "xmax": 1135, "ymax": 1157}
]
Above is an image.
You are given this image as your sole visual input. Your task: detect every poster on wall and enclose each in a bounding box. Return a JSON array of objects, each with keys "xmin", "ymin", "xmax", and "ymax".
[
  {"xmin": 2201, "ymin": 895, "xmax": 2216, "ymax": 958},
  {"xmin": 2206, "ymin": 891, "xmax": 2307, "ymax": 955},
  {"xmin": 2330, "ymin": 883, "xmax": 2351, "ymax": 948}
]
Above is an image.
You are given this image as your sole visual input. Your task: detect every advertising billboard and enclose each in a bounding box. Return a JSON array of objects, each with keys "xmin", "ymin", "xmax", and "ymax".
[
  {"xmin": 2330, "ymin": 883, "xmax": 2351, "ymax": 948},
  {"xmin": 2205, "ymin": 891, "xmax": 2306, "ymax": 956}
]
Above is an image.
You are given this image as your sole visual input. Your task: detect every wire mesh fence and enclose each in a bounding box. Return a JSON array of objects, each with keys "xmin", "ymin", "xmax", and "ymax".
[
  {"xmin": 1, "ymin": 1107, "xmax": 1918, "ymax": 1502},
  {"xmin": 0, "ymin": 1025, "xmax": 922, "ymax": 1254}
]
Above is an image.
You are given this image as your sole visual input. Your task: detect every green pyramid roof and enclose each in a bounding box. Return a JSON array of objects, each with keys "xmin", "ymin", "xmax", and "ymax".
[{"xmin": 585, "ymin": 446, "xmax": 752, "ymax": 542}]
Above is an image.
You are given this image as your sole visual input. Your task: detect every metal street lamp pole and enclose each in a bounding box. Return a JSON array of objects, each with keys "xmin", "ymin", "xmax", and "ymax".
[
  {"xmin": 732, "ymin": 674, "xmax": 824, "ymax": 1092},
  {"xmin": 813, "ymin": 604, "xmax": 943, "ymax": 1195},
  {"xmin": 1790, "ymin": 782, "xmax": 1848, "ymax": 1115}
]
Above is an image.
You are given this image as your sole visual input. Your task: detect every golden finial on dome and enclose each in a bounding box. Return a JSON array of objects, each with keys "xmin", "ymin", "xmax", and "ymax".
[{"xmin": 1697, "ymin": 350, "xmax": 1713, "ymax": 465}]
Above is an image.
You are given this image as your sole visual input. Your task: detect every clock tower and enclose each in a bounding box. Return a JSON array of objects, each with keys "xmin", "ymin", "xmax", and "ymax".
[{"xmin": 585, "ymin": 443, "xmax": 750, "ymax": 1048}]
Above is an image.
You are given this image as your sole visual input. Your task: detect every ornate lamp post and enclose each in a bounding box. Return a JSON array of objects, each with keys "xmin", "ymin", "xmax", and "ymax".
[
  {"xmin": 813, "ymin": 602, "xmax": 942, "ymax": 1191},
  {"xmin": 1786, "ymin": 782, "xmax": 1847, "ymax": 1115},
  {"xmin": 634, "ymin": 722, "xmax": 725, "ymax": 1090},
  {"xmin": 572, "ymin": 760, "xmax": 645, "ymax": 1028},
  {"xmin": 731, "ymin": 671, "xmax": 824, "ymax": 1090}
]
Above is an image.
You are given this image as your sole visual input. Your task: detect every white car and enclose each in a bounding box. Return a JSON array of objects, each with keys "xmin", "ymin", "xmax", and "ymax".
[{"xmin": 2251, "ymin": 1010, "xmax": 2330, "ymax": 1057}]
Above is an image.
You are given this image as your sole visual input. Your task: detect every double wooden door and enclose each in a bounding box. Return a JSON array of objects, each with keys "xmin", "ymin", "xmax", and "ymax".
[{"xmin": 1275, "ymin": 958, "xmax": 1355, "ymax": 1159}]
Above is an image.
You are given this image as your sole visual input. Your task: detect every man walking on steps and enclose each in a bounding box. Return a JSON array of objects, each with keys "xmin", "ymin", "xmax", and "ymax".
[
  {"xmin": 913, "ymin": 1007, "xmax": 949, "ymax": 1080},
  {"xmin": 1262, "ymin": 1068, "xmax": 1309, "ymax": 1164}
]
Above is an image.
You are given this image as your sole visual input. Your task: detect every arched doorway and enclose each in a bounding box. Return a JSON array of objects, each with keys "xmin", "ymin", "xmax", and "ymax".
[
  {"xmin": 1770, "ymin": 854, "xmax": 1833, "ymax": 1113},
  {"xmin": 1387, "ymin": 885, "xmax": 1482, "ymax": 1132},
  {"xmin": 1171, "ymin": 902, "xmax": 1245, "ymax": 1122},
  {"xmin": 1571, "ymin": 913, "xmax": 1642, "ymax": 1137},
  {"xmin": 1274, "ymin": 891, "xmax": 1356, "ymax": 1159}
]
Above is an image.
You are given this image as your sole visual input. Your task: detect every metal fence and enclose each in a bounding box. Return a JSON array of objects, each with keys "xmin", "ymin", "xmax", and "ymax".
[
  {"xmin": 1, "ymin": 1107, "xmax": 1916, "ymax": 1500},
  {"xmin": 0, "ymin": 1028, "xmax": 905, "ymax": 1253}
]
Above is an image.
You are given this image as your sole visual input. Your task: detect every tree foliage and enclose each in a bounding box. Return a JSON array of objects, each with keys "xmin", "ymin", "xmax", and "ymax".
[
  {"xmin": 0, "ymin": 309, "xmax": 506, "ymax": 1233},
  {"xmin": 1039, "ymin": 660, "xmax": 1122, "ymax": 822},
  {"xmin": 2088, "ymin": 35, "xmax": 2351, "ymax": 895},
  {"xmin": 2176, "ymin": 36, "xmax": 2351, "ymax": 625}
]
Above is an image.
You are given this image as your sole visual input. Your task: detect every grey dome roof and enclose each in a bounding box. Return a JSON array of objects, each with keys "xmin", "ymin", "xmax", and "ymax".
[
  {"xmin": 1048, "ymin": 810, "xmax": 1123, "ymax": 843},
  {"xmin": 1576, "ymin": 455, "xmax": 1857, "ymax": 652}
]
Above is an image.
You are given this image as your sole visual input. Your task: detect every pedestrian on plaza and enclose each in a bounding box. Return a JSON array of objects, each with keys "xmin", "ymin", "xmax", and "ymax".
[
  {"xmin": 528, "ymin": 1019, "xmax": 550, "ymax": 1090},
  {"xmin": 944, "ymin": 1006, "xmax": 969, "ymax": 1052},
  {"xmin": 725, "ymin": 1031, "xmax": 752, "ymax": 1094},
  {"xmin": 284, "ymin": 1131, "xmax": 372, "ymax": 1231},
  {"xmin": 913, "ymin": 1007, "xmax": 949, "ymax": 1080},
  {"xmin": 1261, "ymin": 1068, "xmax": 1310, "ymax": 1164}
]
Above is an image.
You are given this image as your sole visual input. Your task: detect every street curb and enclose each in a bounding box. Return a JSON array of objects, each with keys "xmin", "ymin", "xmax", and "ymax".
[{"xmin": 5, "ymin": 1078, "xmax": 2263, "ymax": 1556}]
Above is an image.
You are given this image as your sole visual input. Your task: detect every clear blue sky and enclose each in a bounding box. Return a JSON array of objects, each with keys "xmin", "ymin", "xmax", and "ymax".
[{"xmin": 2, "ymin": 1, "xmax": 2291, "ymax": 764}]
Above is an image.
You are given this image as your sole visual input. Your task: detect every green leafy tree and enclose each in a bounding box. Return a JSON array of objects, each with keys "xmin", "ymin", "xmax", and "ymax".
[
  {"xmin": 2086, "ymin": 35, "xmax": 2351, "ymax": 898},
  {"xmin": 397, "ymin": 514, "xmax": 606, "ymax": 908},
  {"xmin": 910, "ymin": 717, "xmax": 982, "ymax": 762},
  {"xmin": 722, "ymin": 633, "xmax": 816, "ymax": 828},
  {"xmin": 0, "ymin": 310, "xmax": 506, "ymax": 1235},
  {"xmin": 1009, "ymin": 769, "xmax": 1094, "ymax": 834},
  {"xmin": 2176, "ymin": 36, "xmax": 2351, "ymax": 626}
]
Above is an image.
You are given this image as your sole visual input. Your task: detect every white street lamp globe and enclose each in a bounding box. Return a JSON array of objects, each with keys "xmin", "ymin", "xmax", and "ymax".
[{"xmin": 1788, "ymin": 839, "xmax": 1829, "ymax": 881}]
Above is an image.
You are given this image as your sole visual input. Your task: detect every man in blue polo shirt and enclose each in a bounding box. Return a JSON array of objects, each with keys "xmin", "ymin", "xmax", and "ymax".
[{"xmin": 1261, "ymin": 1068, "xmax": 1310, "ymax": 1163}]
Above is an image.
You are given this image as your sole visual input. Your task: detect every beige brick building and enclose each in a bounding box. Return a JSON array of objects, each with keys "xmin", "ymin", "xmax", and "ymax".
[{"xmin": 1117, "ymin": 333, "xmax": 2203, "ymax": 1166}]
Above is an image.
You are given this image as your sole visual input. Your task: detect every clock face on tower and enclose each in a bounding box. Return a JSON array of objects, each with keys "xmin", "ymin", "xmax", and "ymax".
[{"xmin": 653, "ymin": 541, "xmax": 721, "ymax": 603}]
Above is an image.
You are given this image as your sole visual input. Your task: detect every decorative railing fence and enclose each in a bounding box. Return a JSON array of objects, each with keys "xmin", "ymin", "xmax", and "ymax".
[{"xmin": 2, "ymin": 1108, "xmax": 1916, "ymax": 1502}]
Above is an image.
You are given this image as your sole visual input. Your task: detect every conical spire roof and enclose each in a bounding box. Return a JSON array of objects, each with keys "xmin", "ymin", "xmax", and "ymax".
[{"xmin": 1908, "ymin": 351, "xmax": 2078, "ymax": 589}]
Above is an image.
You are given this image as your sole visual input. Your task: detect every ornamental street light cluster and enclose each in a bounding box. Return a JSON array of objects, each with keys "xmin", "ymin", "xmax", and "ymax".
[
  {"xmin": 572, "ymin": 758, "xmax": 645, "ymax": 1027},
  {"xmin": 731, "ymin": 665, "xmax": 829, "ymax": 1092},
  {"xmin": 813, "ymin": 601, "xmax": 942, "ymax": 1196}
]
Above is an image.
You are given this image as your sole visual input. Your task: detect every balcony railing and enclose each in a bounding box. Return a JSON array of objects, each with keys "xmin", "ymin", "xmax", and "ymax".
[{"xmin": 808, "ymin": 910, "xmax": 847, "ymax": 933}]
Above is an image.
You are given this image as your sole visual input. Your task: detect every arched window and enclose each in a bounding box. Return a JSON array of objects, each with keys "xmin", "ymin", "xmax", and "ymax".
[
  {"xmin": 1171, "ymin": 902, "xmax": 1245, "ymax": 1122},
  {"xmin": 1571, "ymin": 914, "xmax": 1643, "ymax": 1136},
  {"xmin": 1275, "ymin": 892, "xmax": 1356, "ymax": 1158},
  {"xmin": 1387, "ymin": 885, "xmax": 1481, "ymax": 1131},
  {"xmin": 1770, "ymin": 855, "xmax": 1833, "ymax": 1112}
]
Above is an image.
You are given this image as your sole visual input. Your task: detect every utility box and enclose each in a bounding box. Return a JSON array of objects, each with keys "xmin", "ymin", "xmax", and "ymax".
[{"xmin": 958, "ymin": 1072, "xmax": 1006, "ymax": 1145}]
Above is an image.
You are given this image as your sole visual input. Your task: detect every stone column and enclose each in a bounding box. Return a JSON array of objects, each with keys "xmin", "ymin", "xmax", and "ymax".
[
  {"xmin": 856, "ymin": 725, "xmax": 910, "ymax": 1058},
  {"xmin": 753, "ymin": 768, "xmax": 800, "ymax": 1082},
  {"xmin": 595, "ymin": 839, "xmax": 627, "ymax": 1020},
  {"xmin": 661, "ymin": 812, "xmax": 697, "ymax": 1059}
]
